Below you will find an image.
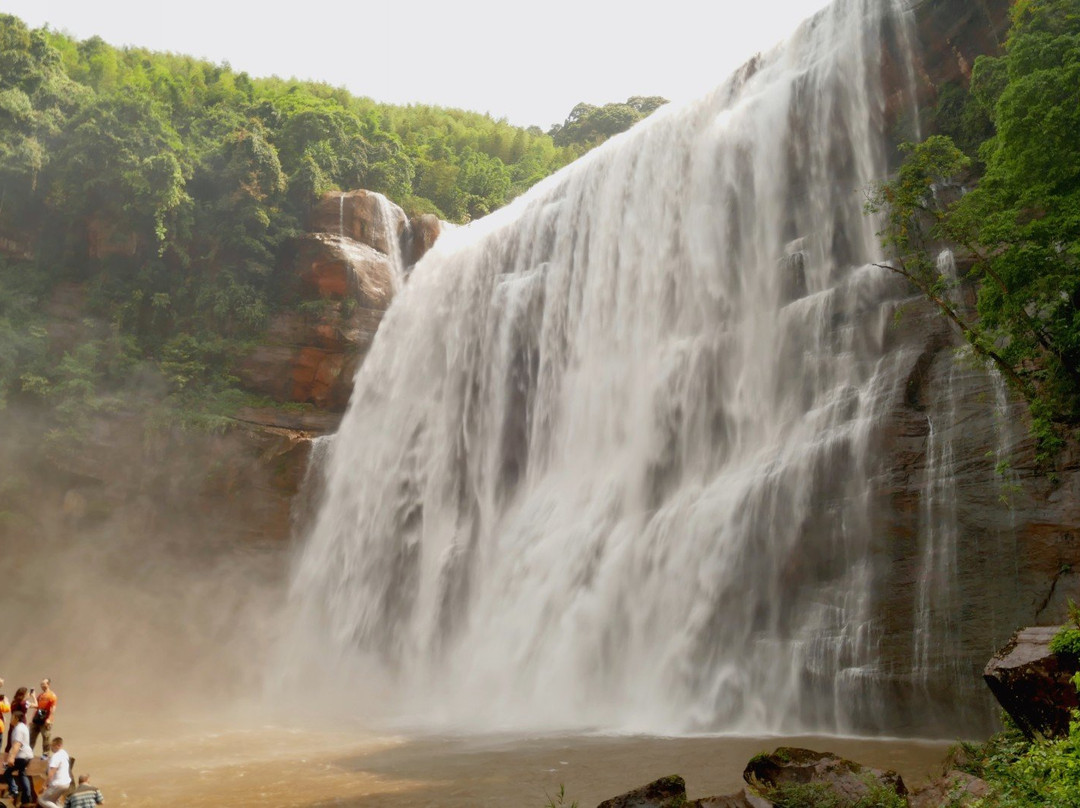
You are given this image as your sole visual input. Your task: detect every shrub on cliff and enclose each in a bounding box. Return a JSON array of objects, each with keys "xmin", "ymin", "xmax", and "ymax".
[{"xmin": 1050, "ymin": 600, "xmax": 1080, "ymax": 658}]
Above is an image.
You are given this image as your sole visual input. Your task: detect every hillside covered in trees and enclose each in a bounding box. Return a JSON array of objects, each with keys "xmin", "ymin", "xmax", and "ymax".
[{"xmin": 0, "ymin": 12, "xmax": 667, "ymax": 458}]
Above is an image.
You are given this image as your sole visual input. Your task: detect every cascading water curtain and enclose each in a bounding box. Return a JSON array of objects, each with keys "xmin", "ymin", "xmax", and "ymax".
[{"xmin": 280, "ymin": 0, "xmax": 935, "ymax": 735}]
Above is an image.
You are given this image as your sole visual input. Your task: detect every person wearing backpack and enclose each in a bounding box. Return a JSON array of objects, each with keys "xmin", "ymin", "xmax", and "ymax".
[{"xmin": 29, "ymin": 681, "xmax": 57, "ymax": 757}]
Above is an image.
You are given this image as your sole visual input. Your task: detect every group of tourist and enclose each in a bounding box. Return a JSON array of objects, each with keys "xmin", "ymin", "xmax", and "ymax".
[{"xmin": 0, "ymin": 677, "xmax": 102, "ymax": 808}]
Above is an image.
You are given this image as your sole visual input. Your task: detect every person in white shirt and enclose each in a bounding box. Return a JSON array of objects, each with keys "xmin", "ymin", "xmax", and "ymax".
[
  {"xmin": 3, "ymin": 712, "xmax": 35, "ymax": 805},
  {"xmin": 36, "ymin": 737, "xmax": 72, "ymax": 808}
]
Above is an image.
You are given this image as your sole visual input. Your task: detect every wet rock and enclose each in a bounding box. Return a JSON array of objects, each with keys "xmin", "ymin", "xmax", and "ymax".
[
  {"xmin": 742, "ymin": 748, "xmax": 905, "ymax": 805},
  {"xmin": 309, "ymin": 189, "xmax": 408, "ymax": 256},
  {"xmin": 406, "ymin": 213, "xmax": 442, "ymax": 265},
  {"xmin": 880, "ymin": 0, "xmax": 1010, "ymax": 151},
  {"xmin": 908, "ymin": 771, "xmax": 989, "ymax": 808},
  {"xmin": 779, "ymin": 241, "xmax": 808, "ymax": 302},
  {"xmin": 234, "ymin": 303, "xmax": 382, "ymax": 410},
  {"xmin": 236, "ymin": 234, "xmax": 395, "ymax": 408},
  {"xmin": 983, "ymin": 625, "xmax": 1080, "ymax": 739},
  {"xmin": 866, "ymin": 287, "xmax": 1080, "ymax": 736},
  {"xmin": 292, "ymin": 233, "xmax": 396, "ymax": 307},
  {"xmin": 596, "ymin": 775, "xmax": 688, "ymax": 808}
]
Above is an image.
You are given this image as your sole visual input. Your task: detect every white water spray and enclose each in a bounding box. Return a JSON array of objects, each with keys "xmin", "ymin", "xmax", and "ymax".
[{"xmin": 374, "ymin": 193, "xmax": 407, "ymax": 288}]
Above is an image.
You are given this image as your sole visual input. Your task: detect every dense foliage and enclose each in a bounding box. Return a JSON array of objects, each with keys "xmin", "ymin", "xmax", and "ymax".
[
  {"xmin": 547, "ymin": 96, "xmax": 668, "ymax": 149},
  {"xmin": 0, "ymin": 13, "xmax": 667, "ymax": 442},
  {"xmin": 956, "ymin": 701, "xmax": 1080, "ymax": 807},
  {"xmin": 869, "ymin": 0, "xmax": 1080, "ymax": 461}
]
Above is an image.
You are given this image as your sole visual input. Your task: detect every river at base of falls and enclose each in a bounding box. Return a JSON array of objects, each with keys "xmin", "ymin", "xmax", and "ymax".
[{"xmin": 69, "ymin": 718, "xmax": 951, "ymax": 807}]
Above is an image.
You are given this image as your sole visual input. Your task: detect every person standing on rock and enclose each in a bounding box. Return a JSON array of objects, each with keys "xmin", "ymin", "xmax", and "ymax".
[
  {"xmin": 62, "ymin": 774, "xmax": 103, "ymax": 808},
  {"xmin": 36, "ymin": 737, "xmax": 71, "ymax": 808},
  {"xmin": 29, "ymin": 680, "xmax": 56, "ymax": 756},
  {"xmin": 3, "ymin": 712, "xmax": 35, "ymax": 806}
]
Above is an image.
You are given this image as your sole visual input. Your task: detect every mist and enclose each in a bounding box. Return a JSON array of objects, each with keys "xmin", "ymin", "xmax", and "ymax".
[{"xmin": 0, "ymin": 395, "xmax": 298, "ymax": 737}]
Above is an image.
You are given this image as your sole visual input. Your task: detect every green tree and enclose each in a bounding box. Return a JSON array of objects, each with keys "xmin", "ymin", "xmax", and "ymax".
[{"xmin": 549, "ymin": 96, "xmax": 669, "ymax": 149}]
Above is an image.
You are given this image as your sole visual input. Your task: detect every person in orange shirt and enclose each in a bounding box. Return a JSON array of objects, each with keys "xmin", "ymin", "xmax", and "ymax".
[
  {"xmin": 29, "ymin": 679, "xmax": 56, "ymax": 756},
  {"xmin": 0, "ymin": 690, "xmax": 9, "ymax": 750}
]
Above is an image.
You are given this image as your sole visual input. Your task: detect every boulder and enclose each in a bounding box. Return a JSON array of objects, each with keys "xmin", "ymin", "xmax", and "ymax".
[
  {"xmin": 908, "ymin": 771, "xmax": 989, "ymax": 808},
  {"xmin": 596, "ymin": 775, "xmax": 688, "ymax": 808},
  {"xmin": 983, "ymin": 626, "xmax": 1080, "ymax": 739},
  {"xmin": 292, "ymin": 234, "xmax": 396, "ymax": 307},
  {"xmin": 236, "ymin": 234, "xmax": 396, "ymax": 409},
  {"xmin": 742, "ymin": 748, "xmax": 906, "ymax": 805}
]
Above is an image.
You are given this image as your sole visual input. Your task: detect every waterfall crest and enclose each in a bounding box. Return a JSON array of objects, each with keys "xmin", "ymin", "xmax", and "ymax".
[{"xmin": 281, "ymin": 0, "xmax": 937, "ymax": 735}]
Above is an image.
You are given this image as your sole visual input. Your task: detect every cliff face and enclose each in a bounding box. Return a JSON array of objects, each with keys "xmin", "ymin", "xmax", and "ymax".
[
  {"xmin": 851, "ymin": 0, "xmax": 1080, "ymax": 733},
  {"xmin": 856, "ymin": 289, "xmax": 1080, "ymax": 733}
]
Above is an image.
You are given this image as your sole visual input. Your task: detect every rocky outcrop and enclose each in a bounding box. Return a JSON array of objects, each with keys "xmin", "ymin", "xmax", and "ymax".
[
  {"xmin": 881, "ymin": 0, "xmax": 1010, "ymax": 152},
  {"xmin": 11, "ymin": 188, "xmax": 443, "ymax": 552},
  {"xmin": 310, "ymin": 189, "xmax": 408, "ymax": 256},
  {"xmin": 983, "ymin": 626, "xmax": 1080, "ymax": 739},
  {"xmin": 910, "ymin": 0, "xmax": 1010, "ymax": 88},
  {"xmin": 237, "ymin": 190, "xmax": 443, "ymax": 414},
  {"xmin": 309, "ymin": 189, "xmax": 444, "ymax": 268},
  {"xmin": 743, "ymin": 748, "xmax": 906, "ymax": 805},
  {"xmin": 236, "ymin": 234, "xmax": 395, "ymax": 410}
]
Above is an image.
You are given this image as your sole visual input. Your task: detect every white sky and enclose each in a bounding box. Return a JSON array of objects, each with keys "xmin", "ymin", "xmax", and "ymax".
[{"xmin": 2, "ymin": 0, "xmax": 834, "ymax": 129}]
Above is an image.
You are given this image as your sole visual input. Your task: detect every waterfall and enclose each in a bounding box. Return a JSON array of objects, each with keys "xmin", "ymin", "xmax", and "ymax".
[
  {"xmin": 339, "ymin": 192, "xmax": 345, "ymax": 238},
  {"xmin": 280, "ymin": 0, "xmax": 940, "ymax": 735},
  {"xmin": 912, "ymin": 250, "xmax": 962, "ymax": 683},
  {"xmin": 374, "ymin": 193, "xmax": 407, "ymax": 288}
]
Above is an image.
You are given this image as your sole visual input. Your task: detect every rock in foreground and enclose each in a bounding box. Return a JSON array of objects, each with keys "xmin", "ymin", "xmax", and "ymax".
[
  {"xmin": 983, "ymin": 625, "xmax": 1080, "ymax": 739},
  {"xmin": 742, "ymin": 747, "xmax": 905, "ymax": 805},
  {"xmin": 595, "ymin": 775, "xmax": 769, "ymax": 808}
]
